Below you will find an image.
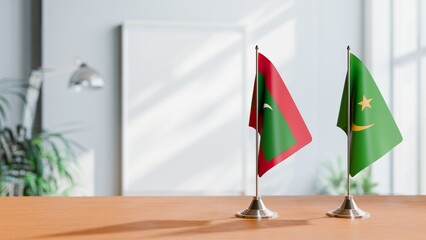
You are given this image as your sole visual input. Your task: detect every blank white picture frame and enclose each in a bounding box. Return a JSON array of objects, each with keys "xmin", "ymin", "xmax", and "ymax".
[{"xmin": 121, "ymin": 21, "xmax": 248, "ymax": 195}]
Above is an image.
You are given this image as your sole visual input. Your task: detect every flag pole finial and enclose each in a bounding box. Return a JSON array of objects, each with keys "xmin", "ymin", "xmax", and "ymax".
[{"xmin": 347, "ymin": 45, "xmax": 351, "ymax": 51}]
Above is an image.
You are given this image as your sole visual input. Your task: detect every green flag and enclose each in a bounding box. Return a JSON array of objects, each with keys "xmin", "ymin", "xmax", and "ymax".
[{"xmin": 337, "ymin": 53, "xmax": 402, "ymax": 177}]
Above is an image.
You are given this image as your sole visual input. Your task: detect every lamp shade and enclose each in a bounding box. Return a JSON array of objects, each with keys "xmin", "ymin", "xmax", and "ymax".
[{"xmin": 69, "ymin": 63, "xmax": 104, "ymax": 90}]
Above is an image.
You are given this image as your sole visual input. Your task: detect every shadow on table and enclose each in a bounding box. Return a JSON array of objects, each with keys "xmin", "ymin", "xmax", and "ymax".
[
  {"xmin": 154, "ymin": 219, "xmax": 310, "ymax": 238},
  {"xmin": 36, "ymin": 217, "xmax": 317, "ymax": 238},
  {"xmin": 36, "ymin": 220, "xmax": 210, "ymax": 238}
]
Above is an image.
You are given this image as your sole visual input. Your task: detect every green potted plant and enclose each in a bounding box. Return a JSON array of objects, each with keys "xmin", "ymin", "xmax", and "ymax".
[
  {"xmin": 0, "ymin": 78, "xmax": 81, "ymax": 196},
  {"xmin": 318, "ymin": 156, "xmax": 378, "ymax": 195}
]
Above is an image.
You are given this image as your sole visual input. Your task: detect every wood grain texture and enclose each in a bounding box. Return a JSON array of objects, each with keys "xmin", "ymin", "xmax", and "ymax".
[{"xmin": 0, "ymin": 196, "xmax": 425, "ymax": 239}]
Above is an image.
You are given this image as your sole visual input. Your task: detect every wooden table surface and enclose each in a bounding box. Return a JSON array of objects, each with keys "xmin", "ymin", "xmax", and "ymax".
[{"xmin": 1, "ymin": 196, "xmax": 426, "ymax": 239}]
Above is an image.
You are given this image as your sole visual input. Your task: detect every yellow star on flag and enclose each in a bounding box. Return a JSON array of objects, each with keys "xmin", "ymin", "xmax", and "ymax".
[{"xmin": 358, "ymin": 95, "xmax": 372, "ymax": 111}]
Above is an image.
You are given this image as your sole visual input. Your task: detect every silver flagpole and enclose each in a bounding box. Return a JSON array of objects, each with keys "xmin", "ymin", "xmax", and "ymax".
[
  {"xmin": 255, "ymin": 45, "xmax": 259, "ymax": 198},
  {"xmin": 347, "ymin": 45, "xmax": 351, "ymax": 198},
  {"xmin": 327, "ymin": 46, "xmax": 369, "ymax": 219},
  {"xmin": 236, "ymin": 45, "xmax": 277, "ymax": 219}
]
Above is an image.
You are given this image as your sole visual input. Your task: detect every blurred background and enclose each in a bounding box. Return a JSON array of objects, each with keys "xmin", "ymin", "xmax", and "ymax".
[{"xmin": 0, "ymin": 0, "xmax": 424, "ymax": 196}]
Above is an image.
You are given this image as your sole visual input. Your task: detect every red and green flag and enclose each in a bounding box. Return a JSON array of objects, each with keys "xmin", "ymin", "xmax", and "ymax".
[
  {"xmin": 249, "ymin": 53, "xmax": 312, "ymax": 177},
  {"xmin": 337, "ymin": 53, "xmax": 403, "ymax": 177}
]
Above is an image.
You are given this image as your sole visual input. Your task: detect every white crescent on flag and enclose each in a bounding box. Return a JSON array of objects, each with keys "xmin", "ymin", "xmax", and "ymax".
[{"xmin": 263, "ymin": 103, "xmax": 273, "ymax": 111}]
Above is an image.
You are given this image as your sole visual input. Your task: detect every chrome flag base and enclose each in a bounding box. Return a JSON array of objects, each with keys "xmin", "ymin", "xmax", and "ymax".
[
  {"xmin": 327, "ymin": 195, "xmax": 370, "ymax": 219},
  {"xmin": 236, "ymin": 196, "xmax": 278, "ymax": 219}
]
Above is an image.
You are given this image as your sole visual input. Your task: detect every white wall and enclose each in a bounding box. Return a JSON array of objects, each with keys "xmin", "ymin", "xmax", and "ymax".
[
  {"xmin": 0, "ymin": 0, "xmax": 32, "ymax": 127},
  {"xmin": 42, "ymin": 0, "xmax": 363, "ymax": 195},
  {"xmin": 366, "ymin": 0, "xmax": 426, "ymax": 195}
]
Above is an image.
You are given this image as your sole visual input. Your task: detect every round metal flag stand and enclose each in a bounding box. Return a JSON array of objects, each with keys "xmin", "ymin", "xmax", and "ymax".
[
  {"xmin": 236, "ymin": 196, "xmax": 277, "ymax": 219},
  {"xmin": 327, "ymin": 195, "xmax": 369, "ymax": 219}
]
